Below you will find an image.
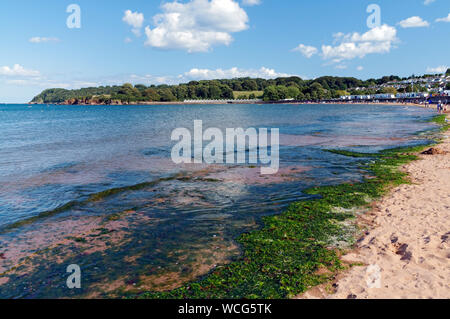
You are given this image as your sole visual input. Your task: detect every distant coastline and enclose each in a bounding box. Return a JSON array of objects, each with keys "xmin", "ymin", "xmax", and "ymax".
[
  {"xmin": 28, "ymin": 72, "xmax": 450, "ymax": 106},
  {"xmin": 26, "ymin": 99, "xmax": 447, "ymax": 108}
]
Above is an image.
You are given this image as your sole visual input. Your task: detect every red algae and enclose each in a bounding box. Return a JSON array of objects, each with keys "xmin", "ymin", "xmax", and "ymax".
[
  {"xmin": 0, "ymin": 210, "xmax": 157, "ymax": 282},
  {"xmin": 209, "ymin": 166, "xmax": 310, "ymax": 185},
  {"xmin": 85, "ymin": 234, "xmax": 239, "ymax": 298},
  {"xmin": 0, "ymin": 216, "xmax": 103, "ymax": 274},
  {"xmin": 0, "ymin": 162, "xmax": 301, "ymax": 280}
]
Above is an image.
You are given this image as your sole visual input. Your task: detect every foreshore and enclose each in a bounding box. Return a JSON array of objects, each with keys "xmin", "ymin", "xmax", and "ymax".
[{"xmin": 302, "ymin": 115, "xmax": 450, "ymax": 299}]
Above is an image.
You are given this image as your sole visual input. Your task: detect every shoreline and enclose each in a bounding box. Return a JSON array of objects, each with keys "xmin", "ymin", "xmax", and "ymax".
[
  {"xmin": 301, "ymin": 114, "xmax": 450, "ymax": 299},
  {"xmin": 139, "ymin": 115, "xmax": 447, "ymax": 299},
  {"xmin": 24, "ymin": 101, "xmax": 447, "ymax": 108}
]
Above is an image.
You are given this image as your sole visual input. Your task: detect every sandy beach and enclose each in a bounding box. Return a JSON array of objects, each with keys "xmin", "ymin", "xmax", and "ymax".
[{"xmin": 302, "ymin": 115, "xmax": 450, "ymax": 299}]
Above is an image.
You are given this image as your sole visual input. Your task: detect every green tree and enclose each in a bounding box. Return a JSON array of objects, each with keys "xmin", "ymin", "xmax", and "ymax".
[
  {"xmin": 242, "ymin": 79, "xmax": 258, "ymax": 91},
  {"xmin": 187, "ymin": 86, "xmax": 197, "ymax": 99},
  {"xmin": 286, "ymin": 86, "xmax": 300, "ymax": 99},
  {"xmin": 232, "ymin": 82, "xmax": 243, "ymax": 91},
  {"xmin": 119, "ymin": 83, "xmax": 139, "ymax": 97},
  {"xmin": 174, "ymin": 86, "xmax": 188, "ymax": 100},
  {"xmin": 209, "ymin": 85, "xmax": 222, "ymax": 99},
  {"xmin": 159, "ymin": 88, "xmax": 176, "ymax": 101},
  {"xmin": 276, "ymin": 86, "xmax": 289, "ymax": 100},
  {"xmin": 263, "ymin": 86, "xmax": 279, "ymax": 101},
  {"xmin": 134, "ymin": 84, "xmax": 147, "ymax": 91},
  {"xmin": 307, "ymin": 82, "xmax": 325, "ymax": 100},
  {"xmin": 379, "ymin": 86, "xmax": 397, "ymax": 94},
  {"xmin": 220, "ymin": 85, "xmax": 234, "ymax": 99},
  {"xmin": 143, "ymin": 88, "xmax": 160, "ymax": 101},
  {"xmin": 196, "ymin": 86, "xmax": 209, "ymax": 99},
  {"xmin": 286, "ymin": 81, "xmax": 300, "ymax": 88}
]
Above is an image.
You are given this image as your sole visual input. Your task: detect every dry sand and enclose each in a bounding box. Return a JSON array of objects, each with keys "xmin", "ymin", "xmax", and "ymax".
[{"xmin": 302, "ymin": 117, "xmax": 450, "ymax": 299}]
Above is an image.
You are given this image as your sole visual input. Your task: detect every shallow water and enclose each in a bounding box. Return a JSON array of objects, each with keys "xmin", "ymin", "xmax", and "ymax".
[{"xmin": 0, "ymin": 103, "xmax": 437, "ymax": 298}]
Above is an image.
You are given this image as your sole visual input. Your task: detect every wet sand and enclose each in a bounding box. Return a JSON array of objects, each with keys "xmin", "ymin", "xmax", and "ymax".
[{"xmin": 301, "ymin": 116, "xmax": 450, "ymax": 299}]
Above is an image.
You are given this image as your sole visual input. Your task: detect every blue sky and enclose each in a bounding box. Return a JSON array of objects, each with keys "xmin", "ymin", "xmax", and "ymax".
[{"xmin": 0, "ymin": 0, "xmax": 449, "ymax": 102}]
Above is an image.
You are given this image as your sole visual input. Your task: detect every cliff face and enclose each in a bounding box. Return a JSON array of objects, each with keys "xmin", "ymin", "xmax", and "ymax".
[
  {"xmin": 58, "ymin": 98, "xmax": 124, "ymax": 105},
  {"xmin": 34, "ymin": 98, "xmax": 163, "ymax": 106}
]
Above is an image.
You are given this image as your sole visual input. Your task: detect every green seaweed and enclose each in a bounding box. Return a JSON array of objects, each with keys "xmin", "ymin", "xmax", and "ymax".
[
  {"xmin": 88, "ymin": 179, "xmax": 166, "ymax": 202},
  {"xmin": 428, "ymin": 114, "xmax": 450, "ymax": 133},
  {"xmin": 325, "ymin": 149, "xmax": 379, "ymax": 158},
  {"xmin": 429, "ymin": 114, "xmax": 447, "ymax": 125},
  {"xmin": 1, "ymin": 200, "xmax": 79, "ymax": 233},
  {"xmin": 0, "ymin": 174, "xmax": 184, "ymax": 234},
  {"xmin": 134, "ymin": 115, "xmax": 447, "ymax": 299}
]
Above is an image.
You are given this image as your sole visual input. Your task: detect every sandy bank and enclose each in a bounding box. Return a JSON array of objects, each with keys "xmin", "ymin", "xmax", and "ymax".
[{"xmin": 302, "ymin": 117, "xmax": 450, "ymax": 299}]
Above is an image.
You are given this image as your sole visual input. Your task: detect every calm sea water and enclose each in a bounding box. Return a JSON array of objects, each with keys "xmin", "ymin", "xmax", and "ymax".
[{"xmin": 0, "ymin": 103, "xmax": 437, "ymax": 298}]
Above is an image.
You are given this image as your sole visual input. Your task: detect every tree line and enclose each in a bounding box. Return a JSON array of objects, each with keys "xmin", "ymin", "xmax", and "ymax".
[{"xmin": 30, "ymin": 74, "xmax": 440, "ymax": 104}]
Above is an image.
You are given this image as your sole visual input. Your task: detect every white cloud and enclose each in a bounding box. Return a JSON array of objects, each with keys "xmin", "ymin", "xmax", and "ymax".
[
  {"xmin": 424, "ymin": 0, "xmax": 435, "ymax": 5},
  {"xmin": 123, "ymin": 10, "xmax": 144, "ymax": 28},
  {"xmin": 321, "ymin": 25, "xmax": 397, "ymax": 63},
  {"xmin": 5, "ymin": 79, "xmax": 28, "ymax": 85},
  {"xmin": 242, "ymin": 0, "xmax": 261, "ymax": 6},
  {"xmin": 29, "ymin": 37, "xmax": 60, "ymax": 43},
  {"xmin": 292, "ymin": 44, "xmax": 318, "ymax": 58},
  {"xmin": 123, "ymin": 10, "xmax": 144, "ymax": 36},
  {"xmin": 436, "ymin": 13, "xmax": 450, "ymax": 23},
  {"xmin": 0, "ymin": 64, "xmax": 40, "ymax": 77},
  {"xmin": 114, "ymin": 67, "xmax": 295, "ymax": 85},
  {"xmin": 335, "ymin": 64, "xmax": 347, "ymax": 70},
  {"xmin": 426, "ymin": 65, "xmax": 448, "ymax": 73},
  {"xmin": 144, "ymin": 0, "xmax": 249, "ymax": 52},
  {"xmin": 398, "ymin": 16, "xmax": 429, "ymax": 28},
  {"xmin": 357, "ymin": 66, "xmax": 364, "ymax": 71},
  {"xmin": 0, "ymin": 65, "xmax": 99, "ymax": 90},
  {"xmin": 183, "ymin": 67, "xmax": 291, "ymax": 80},
  {"xmin": 5, "ymin": 79, "xmax": 99, "ymax": 89}
]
